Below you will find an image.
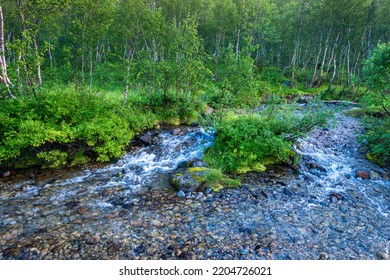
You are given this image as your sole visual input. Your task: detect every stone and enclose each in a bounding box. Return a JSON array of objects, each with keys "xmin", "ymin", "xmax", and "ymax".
[
  {"xmin": 377, "ymin": 251, "xmax": 390, "ymax": 260},
  {"xmin": 330, "ymin": 192, "xmax": 344, "ymax": 202},
  {"xmin": 195, "ymin": 192, "xmax": 204, "ymax": 200},
  {"xmin": 151, "ymin": 220, "xmax": 163, "ymax": 227},
  {"xmin": 356, "ymin": 170, "xmax": 370, "ymax": 179},
  {"xmin": 172, "ymin": 128, "xmax": 181, "ymax": 136},
  {"xmin": 170, "ymin": 167, "xmax": 209, "ymax": 193},
  {"xmin": 187, "ymin": 159, "xmax": 208, "ymax": 168},
  {"xmin": 319, "ymin": 252, "xmax": 329, "ymax": 260},
  {"xmin": 86, "ymin": 235, "xmax": 100, "ymax": 245},
  {"xmin": 140, "ymin": 134, "xmax": 153, "ymax": 145},
  {"xmin": 177, "ymin": 190, "xmax": 186, "ymax": 197},
  {"xmin": 307, "ymin": 162, "xmax": 326, "ymax": 172}
]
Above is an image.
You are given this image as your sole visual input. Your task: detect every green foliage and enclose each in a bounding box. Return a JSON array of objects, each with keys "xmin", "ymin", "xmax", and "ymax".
[
  {"xmin": 204, "ymin": 169, "xmax": 241, "ymax": 192},
  {"xmin": 363, "ymin": 43, "xmax": 390, "ymax": 94},
  {"xmin": 204, "ymin": 101, "xmax": 333, "ymax": 173},
  {"xmin": 359, "ymin": 43, "xmax": 390, "ymax": 166},
  {"xmin": 0, "ymin": 86, "xmax": 157, "ymax": 169},
  {"xmin": 359, "ymin": 117, "xmax": 390, "ymax": 167},
  {"xmin": 37, "ymin": 150, "xmax": 68, "ymax": 169}
]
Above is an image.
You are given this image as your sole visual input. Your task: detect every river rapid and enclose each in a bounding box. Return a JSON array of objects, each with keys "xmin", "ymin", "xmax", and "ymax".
[{"xmin": 0, "ymin": 110, "xmax": 389, "ymax": 260}]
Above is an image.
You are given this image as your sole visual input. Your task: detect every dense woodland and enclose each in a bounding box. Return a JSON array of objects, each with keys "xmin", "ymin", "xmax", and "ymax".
[{"xmin": 0, "ymin": 0, "xmax": 389, "ymax": 174}]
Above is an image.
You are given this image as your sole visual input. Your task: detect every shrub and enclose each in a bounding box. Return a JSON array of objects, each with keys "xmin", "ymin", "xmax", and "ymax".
[
  {"xmin": 204, "ymin": 101, "xmax": 333, "ymax": 173},
  {"xmin": 0, "ymin": 86, "xmax": 157, "ymax": 169},
  {"xmin": 359, "ymin": 117, "xmax": 390, "ymax": 167}
]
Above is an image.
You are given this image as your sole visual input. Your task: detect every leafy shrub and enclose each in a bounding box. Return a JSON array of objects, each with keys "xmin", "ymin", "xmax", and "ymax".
[
  {"xmin": 359, "ymin": 117, "xmax": 390, "ymax": 167},
  {"xmin": 0, "ymin": 86, "xmax": 157, "ymax": 169},
  {"xmin": 358, "ymin": 43, "xmax": 390, "ymax": 166},
  {"xmin": 204, "ymin": 102, "xmax": 333, "ymax": 173}
]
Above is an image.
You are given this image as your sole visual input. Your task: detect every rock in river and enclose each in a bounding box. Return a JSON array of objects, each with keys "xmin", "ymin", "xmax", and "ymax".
[
  {"xmin": 170, "ymin": 167, "xmax": 209, "ymax": 192},
  {"xmin": 356, "ymin": 170, "xmax": 371, "ymax": 179}
]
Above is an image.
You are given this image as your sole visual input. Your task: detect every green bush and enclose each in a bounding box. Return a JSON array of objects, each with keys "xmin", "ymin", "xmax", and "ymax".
[
  {"xmin": 204, "ymin": 102, "xmax": 333, "ymax": 173},
  {"xmin": 358, "ymin": 43, "xmax": 390, "ymax": 166},
  {"xmin": 359, "ymin": 117, "xmax": 390, "ymax": 167},
  {"xmin": 0, "ymin": 86, "xmax": 157, "ymax": 169}
]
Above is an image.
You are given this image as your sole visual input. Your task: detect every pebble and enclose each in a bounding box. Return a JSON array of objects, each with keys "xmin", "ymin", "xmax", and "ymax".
[{"xmin": 177, "ymin": 190, "xmax": 185, "ymax": 197}]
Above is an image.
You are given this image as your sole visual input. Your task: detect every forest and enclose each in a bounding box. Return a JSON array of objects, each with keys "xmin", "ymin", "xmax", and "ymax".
[
  {"xmin": 0, "ymin": 0, "xmax": 390, "ymax": 262},
  {"xmin": 0, "ymin": 0, "xmax": 389, "ymax": 172}
]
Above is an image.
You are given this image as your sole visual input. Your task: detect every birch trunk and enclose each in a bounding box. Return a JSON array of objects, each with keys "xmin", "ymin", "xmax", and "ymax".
[
  {"xmin": 0, "ymin": 6, "xmax": 15, "ymax": 97},
  {"xmin": 310, "ymin": 34, "xmax": 323, "ymax": 87},
  {"xmin": 34, "ymin": 36, "xmax": 42, "ymax": 87}
]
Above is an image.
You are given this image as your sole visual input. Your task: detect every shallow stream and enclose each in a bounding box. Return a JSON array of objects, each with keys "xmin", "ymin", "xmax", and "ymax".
[{"xmin": 0, "ymin": 110, "xmax": 389, "ymax": 260}]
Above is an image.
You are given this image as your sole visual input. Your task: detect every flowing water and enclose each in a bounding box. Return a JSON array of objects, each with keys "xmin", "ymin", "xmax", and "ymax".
[{"xmin": 0, "ymin": 110, "xmax": 389, "ymax": 260}]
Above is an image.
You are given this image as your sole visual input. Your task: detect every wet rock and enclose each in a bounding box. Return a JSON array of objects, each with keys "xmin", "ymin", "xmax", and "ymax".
[
  {"xmin": 330, "ymin": 192, "xmax": 344, "ymax": 202},
  {"xmin": 377, "ymin": 251, "xmax": 390, "ymax": 260},
  {"xmin": 356, "ymin": 170, "xmax": 370, "ymax": 179},
  {"xmin": 140, "ymin": 134, "xmax": 153, "ymax": 145},
  {"xmin": 172, "ymin": 128, "xmax": 181, "ymax": 136},
  {"xmin": 187, "ymin": 159, "xmax": 208, "ymax": 168},
  {"xmin": 170, "ymin": 167, "xmax": 209, "ymax": 192},
  {"xmin": 307, "ymin": 162, "xmax": 327, "ymax": 172},
  {"xmin": 319, "ymin": 252, "xmax": 329, "ymax": 260}
]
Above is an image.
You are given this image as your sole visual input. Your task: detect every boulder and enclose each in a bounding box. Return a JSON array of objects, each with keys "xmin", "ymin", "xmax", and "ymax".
[
  {"xmin": 139, "ymin": 133, "xmax": 159, "ymax": 145},
  {"xmin": 356, "ymin": 170, "xmax": 370, "ymax": 179},
  {"xmin": 139, "ymin": 134, "xmax": 153, "ymax": 145},
  {"xmin": 170, "ymin": 167, "xmax": 209, "ymax": 193}
]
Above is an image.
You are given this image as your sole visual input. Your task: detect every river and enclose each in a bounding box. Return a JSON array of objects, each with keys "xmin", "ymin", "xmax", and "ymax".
[{"xmin": 0, "ymin": 110, "xmax": 389, "ymax": 260}]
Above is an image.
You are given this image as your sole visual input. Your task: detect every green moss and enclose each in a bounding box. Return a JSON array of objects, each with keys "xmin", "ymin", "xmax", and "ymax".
[
  {"xmin": 187, "ymin": 167, "xmax": 209, "ymax": 173},
  {"xmin": 192, "ymin": 173, "xmax": 206, "ymax": 183},
  {"xmin": 175, "ymin": 173, "xmax": 183, "ymax": 177},
  {"xmin": 204, "ymin": 169, "xmax": 241, "ymax": 192},
  {"xmin": 172, "ymin": 178, "xmax": 180, "ymax": 187}
]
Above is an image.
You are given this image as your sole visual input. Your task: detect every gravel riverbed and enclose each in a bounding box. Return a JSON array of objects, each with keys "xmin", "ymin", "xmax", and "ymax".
[{"xmin": 1, "ymin": 112, "xmax": 389, "ymax": 260}]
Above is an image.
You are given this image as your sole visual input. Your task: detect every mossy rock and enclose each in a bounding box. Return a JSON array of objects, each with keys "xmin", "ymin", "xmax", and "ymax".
[{"xmin": 169, "ymin": 167, "xmax": 209, "ymax": 192}]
